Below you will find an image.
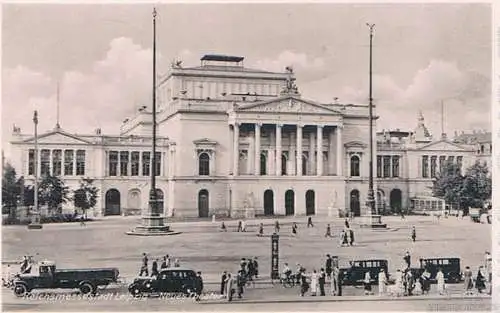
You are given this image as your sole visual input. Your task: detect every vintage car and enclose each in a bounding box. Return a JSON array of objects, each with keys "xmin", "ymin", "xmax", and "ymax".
[
  {"xmin": 410, "ymin": 258, "xmax": 462, "ymax": 283},
  {"xmin": 128, "ymin": 268, "xmax": 202, "ymax": 297},
  {"xmin": 339, "ymin": 259, "xmax": 389, "ymax": 286},
  {"xmin": 12, "ymin": 261, "xmax": 120, "ymax": 297}
]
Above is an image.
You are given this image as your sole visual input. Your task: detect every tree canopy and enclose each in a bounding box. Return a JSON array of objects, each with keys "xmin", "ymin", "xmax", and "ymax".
[{"xmin": 73, "ymin": 178, "xmax": 99, "ymax": 217}]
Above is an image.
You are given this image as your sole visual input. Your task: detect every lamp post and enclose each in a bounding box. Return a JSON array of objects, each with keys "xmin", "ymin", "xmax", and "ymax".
[
  {"xmin": 28, "ymin": 110, "xmax": 42, "ymax": 229},
  {"xmin": 127, "ymin": 8, "xmax": 177, "ymax": 236}
]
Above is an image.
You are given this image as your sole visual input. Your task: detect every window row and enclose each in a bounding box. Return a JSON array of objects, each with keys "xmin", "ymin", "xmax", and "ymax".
[
  {"xmin": 421, "ymin": 155, "xmax": 463, "ymax": 178},
  {"xmin": 376, "ymin": 155, "xmax": 400, "ymax": 178},
  {"xmin": 28, "ymin": 149, "xmax": 86, "ymax": 176},
  {"xmin": 108, "ymin": 151, "xmax": 162, "ymax": 177}
]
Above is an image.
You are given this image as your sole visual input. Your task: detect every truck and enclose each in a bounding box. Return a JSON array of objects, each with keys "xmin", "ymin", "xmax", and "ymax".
[{"xmin": 12, "ymin": 261, "xmax": 120, "ymax": 297}]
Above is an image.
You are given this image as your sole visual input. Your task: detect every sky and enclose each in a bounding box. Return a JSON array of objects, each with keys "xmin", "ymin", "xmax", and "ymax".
[{"xmin": 1, "ymin": 3, "xmax": 492, "ymax": 158}]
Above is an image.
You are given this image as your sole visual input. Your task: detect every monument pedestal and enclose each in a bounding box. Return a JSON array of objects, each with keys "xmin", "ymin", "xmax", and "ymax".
[
  {"xmin": 126, "ymin": 215, "xmax": 181, "ymax": 236},
  {"xmin": 359, "ymin": 214, "xmax": 387, "ymax": 229},
  {"xmin": 27, "ymin": 212, "xmax": 43, "ymax": 230}
]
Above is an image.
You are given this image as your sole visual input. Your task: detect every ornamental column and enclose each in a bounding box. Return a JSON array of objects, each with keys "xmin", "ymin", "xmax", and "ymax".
[
  {"xmin": 296, "ymin": 124, "xmax": 303, "ymax": 176},
  {"xmin": 233, "ymin": 123, "xmax": 240, "ymax": 176},
  {"xmin": 275, "ymin": 124, "xmax": 282, "ymax": 176},
  {"xmin": 254, "ymin": 123, "xmax": 261, "ymax": 175},
  {"xmin": 337, "ymin": 126, "xmax": 343, "ymax": 176},
  {"xmin": 316, "ymin": 125, "xmax": 323, "ymax": 176}
]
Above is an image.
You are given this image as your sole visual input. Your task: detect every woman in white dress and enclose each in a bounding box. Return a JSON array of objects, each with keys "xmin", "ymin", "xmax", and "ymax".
[
  {"xmin": 363, "ymin": 271, "xmax": 372, "ymax": 295},
  {"xmin": 436, "ymin": 268, "xmax": 446, "ymax": 295},
  {"xmin": 310, "ymin": 270, "xmax": 319, "ymax": 296},
  {"xmin": 378, "ymin": 269, "xmax": 387, "ymax": 296},
  {"xmin": 330, "ymin": 266, "xmax": 339, "ymax": 295},
  {"xmin": 394, "ymin": 269, "xmax": 404, "ymax": 297}
]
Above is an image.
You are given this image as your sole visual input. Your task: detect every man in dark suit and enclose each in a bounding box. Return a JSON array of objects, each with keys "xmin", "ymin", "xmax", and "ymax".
[
  {"xmin": 319, "ymin": 268, "xmax": 326, "ymax": 296},
  {"xmin": 220, "ymin": 271, "xmax": 227, "ymax": 295}
]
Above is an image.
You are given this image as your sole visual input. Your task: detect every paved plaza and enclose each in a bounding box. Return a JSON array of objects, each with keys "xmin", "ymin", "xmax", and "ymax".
[{"xmin": 2, "ymin": 215, "xmax": 492, "ymax": 311}]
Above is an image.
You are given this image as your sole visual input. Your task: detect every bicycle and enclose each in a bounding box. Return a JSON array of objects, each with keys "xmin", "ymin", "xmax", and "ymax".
[{"xmin": 279, "ymin": 273, "xmax": 296, "ymax": 288}]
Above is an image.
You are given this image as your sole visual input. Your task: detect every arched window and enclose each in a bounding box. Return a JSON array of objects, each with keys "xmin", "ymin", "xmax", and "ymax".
[
  {"xmin": 281, "ymin": 154, "xmax": 287, "ymax": 175},
  {"xmin": 350, "ymin": 155, "xmax": 360, "ymax": 177},
  {"xmin": 198, "ymin": 153, "xmax": 210, "ymax": 176},
  {"xmin": 260, "ymin": 153, "xmax": 267, "ymax": 175}
]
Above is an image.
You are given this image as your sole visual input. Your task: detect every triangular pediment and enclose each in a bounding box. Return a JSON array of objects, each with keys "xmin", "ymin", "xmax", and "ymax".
[
  {"xmin": 417, "ymin": 140, "xmax": 471, "ymax": 152},
  {"xmin": 236, "ymin": 96, "xmax": 342, "ymax": 115},
  {"xmin": 21, "ymin": 130, "xmax": 92, "ymax": 145},
  {"xmin": 344, "ymin": 141, "xmax": 367, "ymax": 149}
]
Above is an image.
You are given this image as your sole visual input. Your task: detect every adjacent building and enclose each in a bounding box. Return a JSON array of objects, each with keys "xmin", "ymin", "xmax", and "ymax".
[{"xmin": 7, "ymin": 55, "xmax": 491, "ymax": 218}]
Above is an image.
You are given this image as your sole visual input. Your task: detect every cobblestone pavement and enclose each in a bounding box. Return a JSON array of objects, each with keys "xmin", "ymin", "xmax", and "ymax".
[{"xmin": 1, "ymin": 215, "xmax": 491, "ymax": 310}]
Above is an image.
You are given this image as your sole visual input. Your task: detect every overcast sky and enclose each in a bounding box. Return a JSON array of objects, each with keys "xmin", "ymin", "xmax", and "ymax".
[{"xmin": 1, "ymin": 3, "xmax": 492, "ymax": 157}]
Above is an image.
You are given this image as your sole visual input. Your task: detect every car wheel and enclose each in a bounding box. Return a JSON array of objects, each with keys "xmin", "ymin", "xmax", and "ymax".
[
  {"xmin": 130, "ymin": 286, "xmax": 143, "ymax": 298},
  {"xmin": 13, "ymin": 284, "xmax": 28, "ymax": 297},
  {"xmin": 79, "ymin": 282, "xmax": 94, "ymax": 295}
]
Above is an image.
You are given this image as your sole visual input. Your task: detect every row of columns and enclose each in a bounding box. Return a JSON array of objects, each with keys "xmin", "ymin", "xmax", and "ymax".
[{"xmin": 232, "ymin": 123, "xmax": 343, "ymax": 176}]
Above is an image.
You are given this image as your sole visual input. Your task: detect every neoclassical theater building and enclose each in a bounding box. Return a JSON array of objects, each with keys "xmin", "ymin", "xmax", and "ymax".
[{"xmin": 8, "ymin": 55, "xmax": 490, "ymax": 218}]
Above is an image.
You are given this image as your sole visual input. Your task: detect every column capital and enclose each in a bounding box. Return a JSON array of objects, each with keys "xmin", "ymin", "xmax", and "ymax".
[
  {"xmin": 296, "ymin": 123, "xmax": 304, "ymax": 128},
  {"xmin": 255, "ymin": 122, "xmax": 263, "ymax": 127},
  {"xmin": 231, "ymin": 122, "xmax": 241, "ymax": 127},
  {"xmin": 317, "ymin": 124, "xmax": 324, "ymax": 129},
  {"xmin": 276, "ymin": 123, "xmax": 283, "ymax": 128}
]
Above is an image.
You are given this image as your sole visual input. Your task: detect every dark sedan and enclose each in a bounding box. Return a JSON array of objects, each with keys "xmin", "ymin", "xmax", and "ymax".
[{"xmin": 128, "ymin": 268, "xmax": 202, "ymax": 297}]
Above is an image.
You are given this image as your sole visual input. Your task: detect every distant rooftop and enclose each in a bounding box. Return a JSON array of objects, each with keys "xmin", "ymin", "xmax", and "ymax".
[{"xmin": 200, "ymin": 54, "xmax": 244, "ymax": 63}]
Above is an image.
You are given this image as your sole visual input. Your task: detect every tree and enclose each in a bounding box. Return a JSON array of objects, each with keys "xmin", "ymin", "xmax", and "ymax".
[
  {"xmin": 73, "ymin": 178, "xmax": 99, "ymax": 218},
  {"xmin": 432, "ymin": 161, "xmax": 492, "ymax": 214},
  {"xmin": 2, "ymin": 163, "xmax": 20, "ymax": 217},
  {"xmin": 38, "ymin": 174, "xmax": 70, "ymax": 215}
]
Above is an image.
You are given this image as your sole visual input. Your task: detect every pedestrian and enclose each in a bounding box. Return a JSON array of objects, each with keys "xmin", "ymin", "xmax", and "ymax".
[
  {"xmin": 151, "ymin": 259, "xmax": 159, "ymax": 277},
  {"xmin": 237, "ymin": 220, "xmax": 242, "ymax": 232},
  {"xmin": 325, "ymin": 254, "xmax": 332, "ymax": 279},
  {"xmin": 345, "ymin": 228, "xmax": 351, "ymax": 246},
  {"xmin": 436, "ymin": 268, "xmax": 445, "ymax": 295},
  {"xmin": 378, "ymin": 268, "xmax": 387, "ymax": 296},
  {"xmin": 400, "ymin": 210, "xmax": 405, "ymax": 219},
  {"xmin": 258, "ymin": 223, "xmax": 264, "ymax": 236},
  {"xmin": 139, "ymin": 253, "xmax": 149, "ymax": 276},
  {"xmin": 300, "ymin": 269, "xmax": 309, "ymax": 297},
  {"xmin": 363, "ymin": 271, "xmax": 372, "ymax": 295},
  {"xmin": 463, "ymin": 266, "xmax": 474, "ymax": 295},
  {"xmin": 404, "ymin": 269, "xmax": 415, "ymax": 296},
  {"xmin": 240, "ymin": 258, "xmax": 247, "ymax": 272},
  {"xmin": 394, "ymin": 269, "xmax": 404, "ymax": 297},
  {"xmin": 330, "ymin": 266, "xmax": 339, "ymax": 295},
  {"xmin": 319, "ymin": 268, "xmax": 326, "ymax": 296},
  {"xmin": 349, "ymin": 228, "xmax": 355, "ymax": 246},
  {"xmin": 174, "ymin": 258, "xmax": 180, "ymax": 267},
  {"xmin": 165, "ymin": 254, "xmax": 171, "ymax": 268},
  {"xmin": 337, "ymin": 267, "xmax": 343, "ymax": 296},
  {"xmin": 420, "ymin": 269, "xmax": 431, "ymax": 294},
  {"xmin": 486, "ymin": 253, "xmax": 492, "ymax": 295},
  {"xmin": 221, "ymin": 221, "xmax": 227, "ymax": 232},
  {"xmin": 344, "ymin": 218, "xmax": 350, "ymax": 229},
  {"xmin": 241, "ymin": 220, "xmax": 247, "ymax": 232},
  {"xmin": 295, "ymin": 263, "xmax": 303, "ymax": 284},
  {"xmin": 80, "ymin": 215, "xmax": 86, "ymax": 226},
  {"xmin": 237, "ymin": 269, "xmax": 246, "ymax": 298},
  {"xmin": 253, "ymin": 257, "xmax": 259, "ymax": 278},
  {"xmin": 292, "ymin": 222, "xmax": 298, "ymax": 236},
  {"xmin": 220, "ymin": 271, "xmax": 227, "ymax": 295},
  {"xmin": 160, "ymin": 256, "xmax": 167, "ymax": 270},
  {"xmin": 476, "ymin": 266, "xmax": 486, "ymax": 293},
  {"xmin": 194, "ymin": 271, "xmax": 203, "ymax": 300},
  {"xmin": 307, "ymin": 216, "xmax": 314, "ymax": 228},
  {"xmin": 310, "ymin": 269, "xmax": 319, "ymax": 296},
  {"xmin": 325, "ymin": 224, "xmax": 332, "ymax": 238},
  {"xmin": 225, "ymin": 273, "xmax": 235, "ymax": 302},
  {"xmin": 20, "ymin": 256, "xmax": 28, "ymax": 274},
  {"xmin": 247, "ymin": 257, "xmax": 255, "ymax": 281},
  {"xmin": 340, "ymin": 230, "xmax": 348, "ymax": 247},
  {"xmin": 403, "ymin": 251, "xmax": 411, "ymax": 269},
  {"xmin": 274, "ymin": 220, "xmax": 280, "ymax": 234},
  {"xmin": 411, "ymin": 226, "xmax": 416, "ymax": 242}
]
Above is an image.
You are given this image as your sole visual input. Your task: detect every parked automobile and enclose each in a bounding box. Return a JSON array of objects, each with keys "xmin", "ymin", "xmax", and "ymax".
[
  {"xmin": 410, "ymin": 258, "xmax": 462, "ymax": 283},
  {"xmin": 339, "ymin": 259, "xmax": 389, "ymax": 286},
  {"xmin": 128, "ymin": 268, "xmax": 202, "ymax": 297},
  {"xmin": 12, "ymin": 261, "xmax": 120, "ymax": 297}
]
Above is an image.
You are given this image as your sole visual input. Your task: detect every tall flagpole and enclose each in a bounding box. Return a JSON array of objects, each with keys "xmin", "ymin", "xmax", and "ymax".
[
  {"xmin": 366, "ymin": 23, "xmax": 376, "ymax": 216},
  {"xmin": 28, "ymin": 110, "xmax": 43, "ymax": 229}
]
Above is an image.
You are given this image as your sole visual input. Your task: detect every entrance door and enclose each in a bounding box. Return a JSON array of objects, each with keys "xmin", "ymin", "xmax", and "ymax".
[
  {"xmin": 305, "ymin": 190, "xmax": 315, "ymax": 215},
  {"xmin": 390, "ymin": 189, "xmax": 402, "ymax": 213},
  {"xmin": 350, "ymin": 189, "xmax": 361, "ymax": 217},
  {"xmin": 263, "ymin": 190, "xmax": 274, "ymax": 216},
  {"xmin": 105, "ymin": 189, "xmax": 121, "ymax": 216},
  {"xmin": 285, "ymin": 190, "xmax": 295, "ymax": 216},
  {"xmin": 198, "ymin": 189, "xmax": 209, "ymax": 218}
]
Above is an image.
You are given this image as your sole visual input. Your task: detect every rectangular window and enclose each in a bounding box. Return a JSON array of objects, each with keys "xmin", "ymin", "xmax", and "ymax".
[
  {"xmin": 430, "ymin": 156, "xmax": 437, "ymax": 178},
  {"xmin": 64, "ymin": 150, "xmax": 74, "ymax": 175},
  {"xmin": 421, "ymin": 155, "xmax": 429, "ymax": 178},
  {"xmin": 120, "ymin": 151, "xmax": 129, "ymax": 176},
  {"xmin": 109, "ymin": 151, "xmax": 118, "ymax": 176},
  {"xmin": 392, "ymin": 156, "xmax": 400, "ymax": 177},
  {"xmin": 76, "ymin": 150, "xmax": 86, "ymax": 176},
  {"xmin": 154, "ymin": 152, "xmax": 162, "ymax": 176},
  {"xmin": 28, "ymin": 149, "xmax": 35, "ymax": 175},
  {"xmin": 448, "ymin": 156, "xmax": 455, "ymax": 165},
  {"xmin": 376, "ymin": 156, "xmax": 382, "ymax": 178},
  {"xmin": 131, "ymin": 152, "xmax": 140, "ymax": 176},
  {"xmin": 439, "ymin": 156, "xmax": 446, "ymax": 174},
  {"xmin": 456, "ymin": 156, "xmax": 463, "ymax": 173},
  {"xmin": 142, "ymin": 152, "xmax": 151, "ymax": 176},
  {"xmin": 40, "ymin": 149, "xmax": 50, "ymax": 176},
  {"xmin": 52, "ymin": 149, "xmax": 62, "ymax": 176},
  {"xmin": 383, "ymin": 156, "xmax": 391, "ymax": 178}
]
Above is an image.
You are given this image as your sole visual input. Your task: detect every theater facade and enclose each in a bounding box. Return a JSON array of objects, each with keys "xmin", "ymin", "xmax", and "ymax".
[{"xmin": 8, "ymin": 55, "xmax": 487, "ymax": 218}]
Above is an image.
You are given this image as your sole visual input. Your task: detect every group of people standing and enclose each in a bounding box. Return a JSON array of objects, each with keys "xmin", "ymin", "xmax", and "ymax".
[
  {"xmin": 138, "ymin": 253, "xmax": 181, "ymax": 277},
  {"xmin": 219, "ymin": 257, "xmax": 259, "ymax": 301},
  {"xmin": 340, "ymin": 219, "xmax": 355, "ymax": 246}
]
